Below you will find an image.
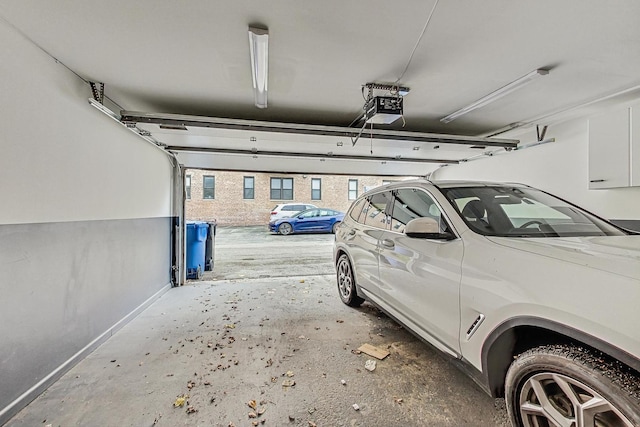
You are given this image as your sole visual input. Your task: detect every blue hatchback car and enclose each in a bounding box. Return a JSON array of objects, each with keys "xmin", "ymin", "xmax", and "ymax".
[{"xmin": 269, "ymin": 208, "xmax": 345, "ymax": 235}]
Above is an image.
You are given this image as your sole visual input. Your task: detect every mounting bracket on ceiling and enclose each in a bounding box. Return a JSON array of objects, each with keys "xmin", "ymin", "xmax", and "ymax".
[
  {"xmin": 536, "ymin": 125, "xmax": 548, "ymax": 142},
  {"xmin": 89, "ymin": 81, "xmax": 104, "ymax": 104},
  {"xmin": 363, "ymin": 82, "xmax": 410, "ymax": 96}
]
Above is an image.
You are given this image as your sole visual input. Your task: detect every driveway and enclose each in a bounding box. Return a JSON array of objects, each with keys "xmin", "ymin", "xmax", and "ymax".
[
  {"xmin": 7, "ymin": 226, "xmax": 509, "ymax": 426},
  {"xmin": 204, "ymin": 226, "xmax": 336, "ymax": 280}
]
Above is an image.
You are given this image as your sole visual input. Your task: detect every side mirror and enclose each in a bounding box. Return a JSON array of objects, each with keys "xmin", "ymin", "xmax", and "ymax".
[{"xmin": 405, "ymin": 217, "xmax": 455, "ymax": 240}]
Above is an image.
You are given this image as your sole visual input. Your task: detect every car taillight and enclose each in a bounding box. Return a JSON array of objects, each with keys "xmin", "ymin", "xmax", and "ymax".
[{"xmin": 270, "ymin": 212, "xmax": 277, "ymax": 215}]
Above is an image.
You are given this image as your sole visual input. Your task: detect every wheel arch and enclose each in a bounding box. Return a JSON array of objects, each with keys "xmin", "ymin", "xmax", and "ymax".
[
  {"xmin": 482, "ymin": 317, "xmax": 640, "ymax": 398},
  {"xmin": 334, "ymin": 247, "xmax": 349, "ymax": 265}
]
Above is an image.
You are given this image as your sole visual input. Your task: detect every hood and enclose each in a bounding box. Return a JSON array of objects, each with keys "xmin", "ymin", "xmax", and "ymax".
[{"xmin": 486, "ymin": 235, "xmax": 640, "ymax": 281}]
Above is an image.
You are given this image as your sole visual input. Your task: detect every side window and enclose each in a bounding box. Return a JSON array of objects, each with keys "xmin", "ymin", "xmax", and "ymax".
[
  {"xmin": 349, "ymin": 197, "xmax": 367, "ymax": 223},
  {"xmin": 299, "ymin": 210, "xmax": 317, "ymax": 218},
  {"xmin": 363, "ymin": 191, "xmax": 392, "ymax": 230},
  {"xmin": 390, "ymin": 188, "xmax": 449, "ymax": 234}
]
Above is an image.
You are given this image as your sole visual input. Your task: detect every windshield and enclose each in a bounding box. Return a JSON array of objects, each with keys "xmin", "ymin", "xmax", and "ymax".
[{"xmin": 440, "ymin": 185, "xmax": 626, "ymax": 237}]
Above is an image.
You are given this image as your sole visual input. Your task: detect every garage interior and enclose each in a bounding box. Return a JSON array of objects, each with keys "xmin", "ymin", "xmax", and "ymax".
[{"xmin": 2, "ymin": 1, "xmax": 640, "ymax": 425}]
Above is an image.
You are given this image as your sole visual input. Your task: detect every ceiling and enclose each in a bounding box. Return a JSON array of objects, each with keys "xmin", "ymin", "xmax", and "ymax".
[{"xmin": 3, "ymin": 0, "xmax": 640, "ymax": 175}]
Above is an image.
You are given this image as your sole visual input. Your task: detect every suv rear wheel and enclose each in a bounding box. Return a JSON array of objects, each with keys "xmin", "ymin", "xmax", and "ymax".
[
  {"xmin": 336, "ymin": 254, "xmax": 364, "ymax": 307},
  {"xmin": 505, "ymin": 344, "xmax": 640, "ymax": 427}
]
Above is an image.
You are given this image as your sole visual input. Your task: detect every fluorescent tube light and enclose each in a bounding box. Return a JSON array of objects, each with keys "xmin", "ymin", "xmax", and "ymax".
[
  {"xmin": 440, "ymin": 69, "xmax": 549, "ymax": 123},
  {"xmin": 248, "ymin": 26, "xmax": 269, "ymax": 109}
]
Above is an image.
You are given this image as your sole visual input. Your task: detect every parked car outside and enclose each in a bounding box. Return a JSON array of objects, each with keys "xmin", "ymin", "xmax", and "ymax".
[
  {"xmin": 270, "ymin": 208, "xmax": 344, "ymax": 235},
  {"xmin": 270, "ymin": 203, "xmax": 317, "ymax": 223},
  {"xmin": 334, "ymin": 179, "xmax": 640, "ymax": 427}
]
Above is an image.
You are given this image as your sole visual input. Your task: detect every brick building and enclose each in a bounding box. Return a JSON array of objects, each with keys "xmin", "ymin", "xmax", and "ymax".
[{"xmin": 185, "ymin": 169, "xmax": 403, "ymax": 226}]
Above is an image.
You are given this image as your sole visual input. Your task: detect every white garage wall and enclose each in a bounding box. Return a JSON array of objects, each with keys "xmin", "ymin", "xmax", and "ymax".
[
  {"xmin": 0, "ymin": 24, "xmax": 171, "ymax": 225},
  {"xmin": 432, "ymin": 116, "xmax": 640, "ymax": 222},
  {"xmin": 0, "ymin": 19, "xmax": 175, "ymax": 424}
]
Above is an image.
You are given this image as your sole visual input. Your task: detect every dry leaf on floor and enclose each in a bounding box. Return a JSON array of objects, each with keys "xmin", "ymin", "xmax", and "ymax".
[
  {"xmin": 248, "ymin": 400, "xmax": 257, "ymax": 410},
  {"xmin": 173, "ymin": 395, "xmax": 188, "ymax": 407}
]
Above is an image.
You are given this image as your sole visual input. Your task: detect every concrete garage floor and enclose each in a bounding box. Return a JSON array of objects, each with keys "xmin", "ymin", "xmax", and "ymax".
[{"xmin": 7, "ymin": 227, "xmax": 509, "ymax": 427}]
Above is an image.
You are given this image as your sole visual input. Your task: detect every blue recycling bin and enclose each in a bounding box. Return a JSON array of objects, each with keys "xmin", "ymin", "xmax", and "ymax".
[{"xmin": 186, "ymin": 221, "xmax": 208, "ymax": 279}]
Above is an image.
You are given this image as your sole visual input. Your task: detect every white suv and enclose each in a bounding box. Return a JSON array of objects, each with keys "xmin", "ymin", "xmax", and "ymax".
[
  {"xmin": 334, "ymin": 179, "xmax": 640, "ymax": 426},
  {"xmin": 270, "ymin": 203, "xmax": 317, "ymax": 222}
]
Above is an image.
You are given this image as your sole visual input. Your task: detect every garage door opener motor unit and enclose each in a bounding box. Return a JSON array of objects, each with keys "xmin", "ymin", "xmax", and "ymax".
[{"xmin": 365, "ymin": 96, "xmax": 403, "ymax": 124}]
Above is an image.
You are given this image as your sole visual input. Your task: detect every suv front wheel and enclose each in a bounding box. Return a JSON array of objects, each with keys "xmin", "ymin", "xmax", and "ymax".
[{"xmin": 505, "ymin": 344, "xmax": 640, "ymax": 427}]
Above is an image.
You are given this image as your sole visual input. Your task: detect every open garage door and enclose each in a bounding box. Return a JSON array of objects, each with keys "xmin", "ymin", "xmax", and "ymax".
[
  {"xmin": 118, "ymin": 110, "xmax": 518, "ymax": 285},
  {"xmin": 120, "ymin": 111, "xmax": 518, "ymax": 176}
]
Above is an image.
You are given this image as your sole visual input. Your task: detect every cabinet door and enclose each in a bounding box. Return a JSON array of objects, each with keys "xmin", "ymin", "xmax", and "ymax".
[{"xmin": 588, "ymin": 107, "xmax": 630, "ymax": 189}]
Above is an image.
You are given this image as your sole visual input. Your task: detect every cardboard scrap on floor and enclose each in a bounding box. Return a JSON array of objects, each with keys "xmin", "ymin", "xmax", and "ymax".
[{"xmin": 357, "ymin": 343, "xmax": 389, "ymax": 360}]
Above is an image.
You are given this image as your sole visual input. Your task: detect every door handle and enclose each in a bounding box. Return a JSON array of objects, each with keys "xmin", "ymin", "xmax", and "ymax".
[{"xmin": 380, "ymin": 239, "xmax": 395, "ymax": 249}]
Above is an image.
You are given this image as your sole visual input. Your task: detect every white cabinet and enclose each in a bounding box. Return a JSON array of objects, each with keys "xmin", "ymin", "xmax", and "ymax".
[{"xmin": 588, "ymin": 103, "xmax": 640, "ymax": 189}]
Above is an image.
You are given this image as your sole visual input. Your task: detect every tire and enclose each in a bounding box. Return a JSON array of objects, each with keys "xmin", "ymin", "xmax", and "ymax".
[
  {"xmin": 505, "ymin": 344, "xmax": 640, "ymax": 427},
  {"xmin": 336, "ymin": 254, "xmax": 364, "ymax": 307},
  {"xmin": 332, "ymin": 221, "xmax": 341, "ymax": 234},
  {"xmin": 278, "ymin": 222, "xmax": 293, "ymax": 235}
]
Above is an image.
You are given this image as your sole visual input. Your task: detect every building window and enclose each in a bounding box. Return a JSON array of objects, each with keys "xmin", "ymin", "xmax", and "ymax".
[
  {"xmin": 271, "ymin": 177, "xmax": 293, "ymax": 200},
  {"xmin": 243, "ymin": 176, "xmax": 255, "ymax": 199},
  {"xmin": 311, "ymin": 178, "xmax": 321, "ymax": 200},
  {"xmin": 203, "ymin": 175, "xmax": 215, "ymax": 199},
  {"xmin": 185, "ymin": 175, "xmax": 191, "ymax": 199},
  {"xmin": 348, "ymin": 179, "xmax": 358, "ymax": 200}
]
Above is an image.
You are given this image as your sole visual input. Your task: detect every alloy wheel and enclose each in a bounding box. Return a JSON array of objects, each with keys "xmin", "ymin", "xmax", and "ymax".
[
  {"xmin": 518, "ymin": 372, "xmax": 634, "ymax": 427},
  {"xmin": 278, "ymin": 223, "xmax": 293, "ymax": 235},
  {"xmin": 337, "ymin": 257, "xmax": 352, "ymax": 300}
]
